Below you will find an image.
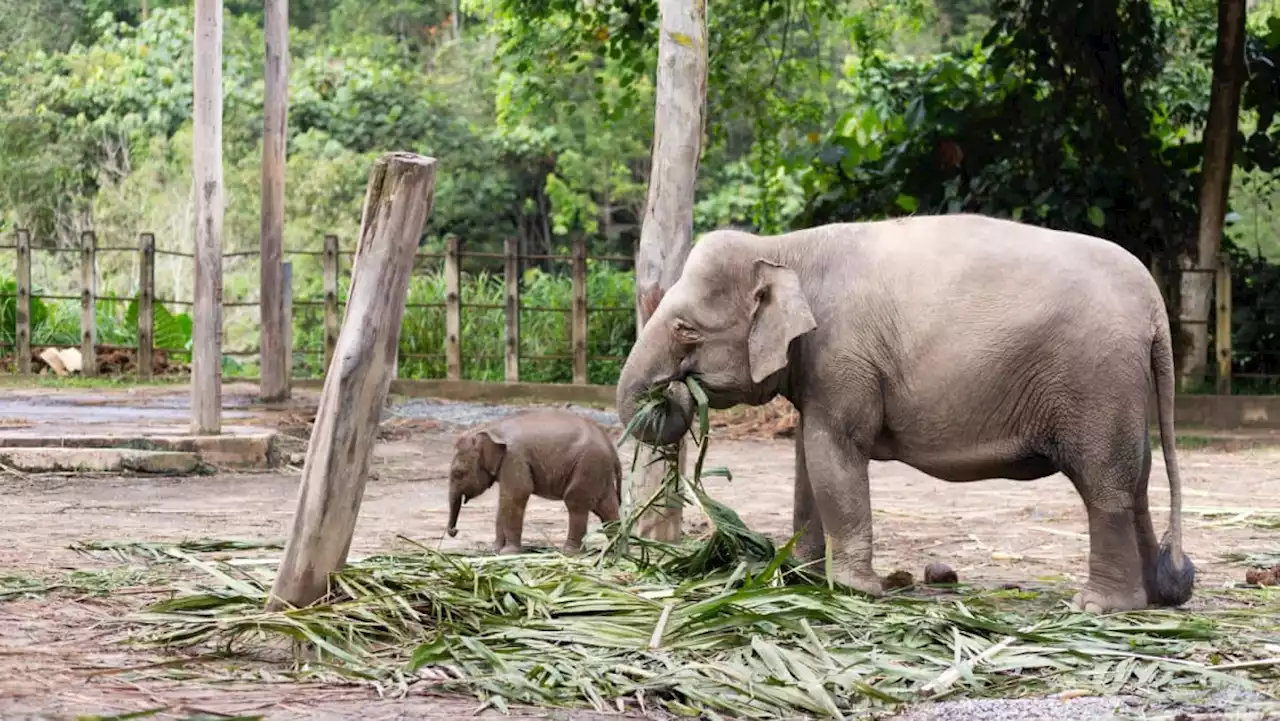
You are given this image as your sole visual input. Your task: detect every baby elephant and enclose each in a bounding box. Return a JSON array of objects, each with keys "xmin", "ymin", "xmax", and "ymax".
[{"xmin": 445, "ymin": 409, "xmax": 622, "ymax": 555}]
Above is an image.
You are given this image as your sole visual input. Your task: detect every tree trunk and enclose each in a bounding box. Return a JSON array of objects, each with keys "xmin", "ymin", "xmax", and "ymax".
[
  {"xmin": 192, "ymin": 0, "xmax": 224, "ymax": 435},
  {"xmin": 1178, "ymin": 0, "xmax": 1247, "ymax": 390},
  {"xmin": 629, "ymin": 0, "xmax": 708, "ymax": 542},
  {"xmin": 259, "ymin": 0, "xmax": 290, "ymax": 403}
]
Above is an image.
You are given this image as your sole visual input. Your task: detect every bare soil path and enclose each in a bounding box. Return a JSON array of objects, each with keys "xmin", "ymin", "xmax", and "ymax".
[{"xmin": 0, "ymin": 383, "xmax": 1277, "ymax": 719}]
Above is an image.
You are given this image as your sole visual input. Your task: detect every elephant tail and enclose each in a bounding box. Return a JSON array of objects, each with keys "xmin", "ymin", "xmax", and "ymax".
[
  {"xmin": 1150, "ymin": 322, "xmax": 1195, "ymax": 607},
  {"xmin": 612, "ymin": 450, "xmax": 623, "ymax": 504}
]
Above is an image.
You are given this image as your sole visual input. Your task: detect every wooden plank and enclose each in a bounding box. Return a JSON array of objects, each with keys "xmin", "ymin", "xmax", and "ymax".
[
  {"xmin": 258, "ymin": 0, "xmax": 290, "ymax": 402},
  {"xmin": 137, "ymin": 233, "xmax": 155, "ymax": 381},
  {"xmin": 282, "ymin": 261, "xmax": 293, "ymax": 393},
  {"xmin": 15, "ymin": 230, "xmax": 30, "ymax": 375},
  {"xmin": 192, "ymin": 0, "xmax": 224, "ymax": 434},
  {"xmin": 323, "ymin": 234, "xmax": 339, "ymax": 374},
  {"xmin": 268, "ymin": 152, "xmax": 437, "ymax": 610},
  {"xmin": 444, "ymin": 235, "xmax": 462, "ymax": 381},
  {"xmin": 571, "ymin": 236, "xmax": 588, "ymax": 384},
  {"xmin": 80, "ymin": 231, "xmax": 97, "ymax": 377},
  {"xmin": 1216, "ymin": 251, "xmax": 1233, "ymax": 395},
  {"xmin": 504, "ymin": 237, "xmax": 520, "ymax": 382},
  {"xmin": 627, "ymin": 0, "xmax": 708, "ymax": 542}
]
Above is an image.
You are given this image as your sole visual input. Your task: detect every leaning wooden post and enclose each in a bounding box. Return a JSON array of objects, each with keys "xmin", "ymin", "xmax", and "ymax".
[
  {"xmin": 322, "ymin": 234, "xmax": 339, "ymax": 374},
  {"xmin": 258, "ymin": 0, "xmax": 290, "ymax": 402},
  {"xmin": 282, "ymin": 260, "xmax": 293, "ymax": 392},
  {"xmin": 571, "ymin": 236, "xmax": 588, "ymax": 385},
  {"xmin": 192, "ymin": 0, "xmax": 224, "ymax": 434},
  {"xmin": 444, "ymin": 235, "xmax": 462, "ymax": 381},
  {"xmin": 138, "ymin": 233, "xmax": 155, "ymax": 381},
  {"xmin": 268, "ymin": 153, "xmax": 437, "ymax": 610},
  {"xmin": 504, "ymin": 237, "xmax": 520, "ymax": 382},
  {"xmin": 1215, "ymin": 252, "xmax": 1233, "ymax": 395},
  {"xmin": 15, "ymin": 230, "xmax": 31, "ymax": 375},
  {"xmin": 80, "ymin": 231, "xmax": 98, "ymax": 377}
]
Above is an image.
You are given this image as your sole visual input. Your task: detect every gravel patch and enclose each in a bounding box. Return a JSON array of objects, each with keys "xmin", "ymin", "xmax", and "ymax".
[
  {"xmin": 885, "ymin": 692, "xmax": 1280, "ymax": 721},
  {"xmin": 884, "ymin": 696, "xmax": 1131, "ymax": 721},
  {"xmin": 386, "ymin": 398, "xmax": 620, "ymax": 429}
]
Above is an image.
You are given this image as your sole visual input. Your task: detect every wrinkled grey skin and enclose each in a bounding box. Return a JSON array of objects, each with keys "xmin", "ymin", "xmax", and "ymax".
[
  {"xmin": 616, "ymin": 213, "xmax": 1195, "ymax": 613},
  {"xmin": 446, "ymin": 409, "xmax": 623, "ymax": 555}
]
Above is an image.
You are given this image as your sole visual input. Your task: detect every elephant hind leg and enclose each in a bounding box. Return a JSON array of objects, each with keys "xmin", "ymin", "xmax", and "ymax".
[{"xmin": 1061, "ymin": 416, "xmax": 1153, "ymax": 613}]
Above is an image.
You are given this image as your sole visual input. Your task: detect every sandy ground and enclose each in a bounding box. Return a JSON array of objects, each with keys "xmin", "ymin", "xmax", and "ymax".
[{"xmin": 0, "ymin": 384, "xmax": 1277, "ymax": 720}]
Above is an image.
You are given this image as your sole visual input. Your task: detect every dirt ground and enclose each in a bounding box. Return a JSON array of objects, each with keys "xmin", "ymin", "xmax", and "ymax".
[{"xmin": 0, "ymin": 384, "xmax": 1278, "ymax": 720}]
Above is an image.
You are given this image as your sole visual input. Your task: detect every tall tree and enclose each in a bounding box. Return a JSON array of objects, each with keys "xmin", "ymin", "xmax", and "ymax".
[
  {"xmin": 1180, "ymin": 0, "xmax": 1248, "ymax": 388},
  {"xmin": 192, "ymin": 0, "xmax": 224, "ymax": 434},
  {"xmin": 260, "ymin": 0, "xmax": 290, "ymax": 402},
  {"xmin": 630, "ymin": 0, "xmax": 709, "ymax": 541}
]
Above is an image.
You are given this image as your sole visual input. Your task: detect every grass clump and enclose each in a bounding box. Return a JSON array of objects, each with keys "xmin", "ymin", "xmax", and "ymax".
[{"xmin": 122, "ymin": 378, "xmax": 1280, "ymax": 718}]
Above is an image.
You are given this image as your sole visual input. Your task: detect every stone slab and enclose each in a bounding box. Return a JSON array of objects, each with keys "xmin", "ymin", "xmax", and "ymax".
[
  {"xmin": 0, "ymin": 447, "xmax": 200, "ymax": 474},
  {"xmin": 0, "ymin": 430, "xmax": 280, "ymax": 469}
]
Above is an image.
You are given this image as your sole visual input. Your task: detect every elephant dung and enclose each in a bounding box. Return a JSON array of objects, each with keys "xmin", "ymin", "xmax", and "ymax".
[
  {"xmin": 924, "ymin": 562, "xmax": 959, "ymax": 586},
  {"xmin": 884, "ymin": 569, "xmax": 914, "ymax": 590}
]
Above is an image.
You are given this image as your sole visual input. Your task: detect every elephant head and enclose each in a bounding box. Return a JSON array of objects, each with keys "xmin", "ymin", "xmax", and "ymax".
[
  {"xmin": 616, "ymin": 231, "xmax": 817, "ymax": 446},
  {"xmin": 445, "ymin": 426, "xmax": 506, "ymax": 537}
]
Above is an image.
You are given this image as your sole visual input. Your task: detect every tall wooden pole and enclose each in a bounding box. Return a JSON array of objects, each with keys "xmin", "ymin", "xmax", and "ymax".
[
  {"xmin": 629, "ymin": 0, "xmax": 709, "ymax": 542},
  {"xmin": 268, "ymin": 153, "xmax": 437, "ymax": 610},
  {"xmin": 259, "ymin": 0, "xmax": 290, "ymax": 402},
  {"xmin": 192, "ymin": 0, "xmax": 224, "ymax": 434}
]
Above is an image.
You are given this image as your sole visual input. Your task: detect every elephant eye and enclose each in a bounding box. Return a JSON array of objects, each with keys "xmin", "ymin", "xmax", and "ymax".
[{"xmin": 672, "ymin": 319, "xmax": 701, "ymax": 344}]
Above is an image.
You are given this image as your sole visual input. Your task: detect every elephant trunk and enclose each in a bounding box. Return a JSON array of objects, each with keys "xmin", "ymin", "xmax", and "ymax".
[
  {"xmin": 616, "ymin": 317, "xmax": 695, "ymax": 446},
  {"xmin": 446, "ymin": 486, "xmax": 462, "ymax": 537}
]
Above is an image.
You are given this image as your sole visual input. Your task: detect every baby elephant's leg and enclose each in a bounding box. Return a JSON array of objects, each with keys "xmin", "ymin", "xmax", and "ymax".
[{"xmin": 563, "ymin": 503, "xmax": 590, "ymax": 555}]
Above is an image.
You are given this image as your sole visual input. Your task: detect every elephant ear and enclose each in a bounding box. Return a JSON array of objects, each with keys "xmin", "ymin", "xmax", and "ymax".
[
  {"xmin": 475, "ymin": 428, "xmax": 507, "ymax": 476},
  {"xmin": 748, "ymin": 259, "xmax": 817, "ymax": 384}
]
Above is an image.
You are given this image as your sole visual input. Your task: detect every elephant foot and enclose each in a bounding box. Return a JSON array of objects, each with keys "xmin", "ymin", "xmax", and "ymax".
[
  {"xmin": 1071, "ymin": 584, "xmax": 1149, "ymax": 614},
  {"xmin": 561, "ymin": 541, "xmax": 584, "ymax": 556},
  {"xmin": 496, "ymin": 544, "xmax": 523, "ymax": 556},
  {"xmin": 830, "ymin": 568, "xmax": 885, "ymax": 598}
]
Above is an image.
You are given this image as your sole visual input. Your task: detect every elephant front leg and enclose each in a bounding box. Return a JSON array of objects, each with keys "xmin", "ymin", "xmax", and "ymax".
[
  {"xmin": 495, "ymin": 467, "xmax": 533, "ymax": 555},
  {"xmin": 793, "ymin": 413, "xmax": 826, "ymax": 562},
  {"xmin": 801, "ymin": 418, "xmax": 883, "ymax": 597}
]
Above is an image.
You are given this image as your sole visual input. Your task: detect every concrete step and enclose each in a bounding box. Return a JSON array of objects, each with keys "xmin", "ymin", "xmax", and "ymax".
[
  {"xmin": 0, "ymin": 430, "xmax": 278, "ymax": 469},
  {"xmin": 0, "ymin": 447, "xmax": 200, "ymax": 474}
]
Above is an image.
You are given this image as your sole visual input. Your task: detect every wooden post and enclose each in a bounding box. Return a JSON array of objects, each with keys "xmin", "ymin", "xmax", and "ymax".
[
  {"xmin": 1215, "ymin": 252, "xmax": 1233, "ymax": 395},
  {"xmin": 15, "ymin": 230, "xmax": 31, "ymax": 375},
  {"xmin": 571, "ymin": 236, "xmax": 588, "ymax": 384},
  {"xmin": 444, "ymin": 235, "xmax": 462, "ymax": 381},
  {"xmin": 628, "ymin": 0, "xmax": 709, "ymax": 542},
  {"xmin": 259, "ymin": 0, "xmax": 290, "ymax": 402},
  {"xmin": 138, "ymin": 233, "xmax": 155, "ymax": 381},
  {"xmin": 80, "ymin": 231, "xmax": 98, "ymax": 377},
  {"xmin": 192, "ymin": 0, "xmax": 224, "ymax": 434},
  {"xmin": 268, "ymin": 152, "xmax": 437, "ymax": 610},
  {"xmin": 504, "ymin": 237, "xmax": 520, "ymax": 382},
  {"xmin": 322, "ymin": 234, "xmax": 339, "ymax": 374},
  {"xmin": 282, "ymin": 261, "xmax": 293, "ymax": 391}
]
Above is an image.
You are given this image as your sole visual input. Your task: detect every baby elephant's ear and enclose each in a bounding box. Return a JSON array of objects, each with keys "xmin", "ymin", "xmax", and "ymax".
[{"xmin": 476, "ymin": 428, "xmax": 507, "ymax": 475}]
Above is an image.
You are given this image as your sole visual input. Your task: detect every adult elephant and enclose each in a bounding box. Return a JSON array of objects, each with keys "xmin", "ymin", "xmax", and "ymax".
[{"xmin": 615, "ymin": 214, "xmax": 1195, "ymax": 613}]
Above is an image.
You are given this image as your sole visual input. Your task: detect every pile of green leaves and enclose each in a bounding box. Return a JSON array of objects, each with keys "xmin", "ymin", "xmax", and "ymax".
[{"xmin": 125, "ymin": 378, "xmax": 1280, "ymax": 718}]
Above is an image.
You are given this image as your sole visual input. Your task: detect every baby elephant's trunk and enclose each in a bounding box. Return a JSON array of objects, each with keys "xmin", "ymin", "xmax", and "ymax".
[{"xmin": 446, "ymin": 487, "xmax": 462, "ymax": 537}]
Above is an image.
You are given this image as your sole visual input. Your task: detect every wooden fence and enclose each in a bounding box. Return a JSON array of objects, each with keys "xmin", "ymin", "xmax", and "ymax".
[
  {"xmin": 5, "ymin": 229, "xmax": 1275, "ymax": 394},
  {"xmin": 1, "ymin": 229, "xmax": 634, "ymax": 385}
]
